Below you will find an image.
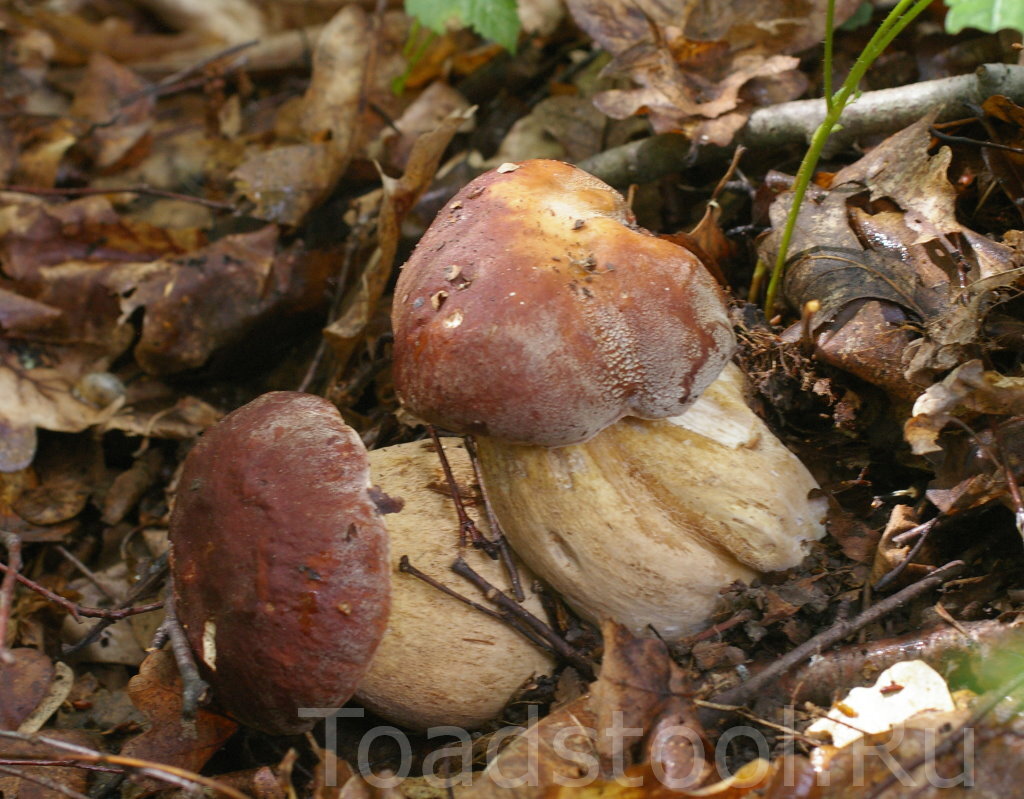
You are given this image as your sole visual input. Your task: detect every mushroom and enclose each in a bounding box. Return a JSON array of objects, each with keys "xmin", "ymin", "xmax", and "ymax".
[
  {"xmin": 356, "ymin": 438, "xmax": 554, "ymax": 730},
  {"xmin": 169, "ymin": 392, "xmax": 552, "ymax": 735},
  {"xmin": 391, "ymin": 159, "xmax": 827, "ymax": 639}
]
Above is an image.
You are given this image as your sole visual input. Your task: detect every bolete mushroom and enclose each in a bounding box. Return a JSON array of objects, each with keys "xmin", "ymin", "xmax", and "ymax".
[
  {"xmin": 391, "ymin": 159, "xmax": 827, "ymax": 639},
  {"xmin": 356, "ymin": 438, "xmax": 554, "ymax": 730},
  {"xmin": 169, "ymin": 392, "xmax": 552, "ymax": 735}
]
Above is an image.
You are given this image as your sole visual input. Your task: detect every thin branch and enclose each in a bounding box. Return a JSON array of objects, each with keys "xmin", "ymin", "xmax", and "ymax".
[
  {"xmin": 708, "ymin": 560, "xmax": 966, "ymax": 713},
  {"xmin": 465, "ymin": 435, "xmax": 525, "ymax": 600},
  {"xmin": 0, "ymin": 731, "xmax": 249, "ymax": 799},
  {"xmin": 122, "ymin": 40, "xmax": 257, "ymax": 106},
  {"xmin": 62, "ymin": 553, "xmax": 169, "ymax": 656},
  {"xmin": 0, "ymin": 763, "xmax": 93, "ymax": 799},
  {"xmin": 873, "ymin": 518, "xmax": 937, "ymax": 591},
  {"xmin": 151, "ymin": 585, "xmax": 208, "ymax": 719},
  {"xmin": 451, "ymin": 557, "xmax": 595, "ymax": 679},
  {"xmin": 55, "ymin": 546, "xmax": 118, "ymax": 602},
  {"xmin": 0, "ymin": 533, "xmax": 22, "ymax": 665},
  {"xmin": 428, "ymin": 428, "xmax": 499, "ymax": 557},
  {"xmin": 399, "ymin": 556, "xmax": 552, "ymax": 653},
  {"xmin": 0, "ymin": 561, "xmax": 162, "ymax": 624},
  {"xmin": 0, "ymin": 184, "xmax": 235, "ymax": 211}
]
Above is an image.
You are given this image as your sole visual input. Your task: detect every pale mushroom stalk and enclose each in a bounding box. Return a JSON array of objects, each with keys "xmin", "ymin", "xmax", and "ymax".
[
  {"xmin": 391, "ymin": 159, "xmax": 828, "ymax": 641},
  {"xmin": 473, "ymin": 362, "xmax": 827, "ymax": 640}
]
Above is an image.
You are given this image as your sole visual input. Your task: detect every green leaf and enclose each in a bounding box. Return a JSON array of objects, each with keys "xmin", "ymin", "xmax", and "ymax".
[
  {"xmin": 839, "ymin": 1, "xmax": 874, "ymax": 31},
  {"xmin": 945, "ymin": 0, "xmax": 1024, "ymax": 34},
  {"xmin": 405, "ymin": 0, "xmax": 520, "ymax": 50}
]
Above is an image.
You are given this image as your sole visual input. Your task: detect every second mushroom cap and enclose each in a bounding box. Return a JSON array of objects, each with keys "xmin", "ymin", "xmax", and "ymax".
[{"xmin": 392, "ymin": 159, "xmax": 736, "ymax": 447}]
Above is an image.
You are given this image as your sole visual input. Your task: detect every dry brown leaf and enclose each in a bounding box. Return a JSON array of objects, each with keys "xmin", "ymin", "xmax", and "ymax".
[
  {"xmin": 107, "ymin": 226, "xmax": 330, "ymax": 375},
  {"xmin": 831, "ymin": 115, "xmax": 1016, "ymax": 280},
  {"xmin": 0, "ymin": 341, "xmax": 124, "ymax": 440},
  {"xmin": 377, "ymin": 82, "xmax": 473, "ymax": 173},
  {"xmin": 325, "ymin": 105, "xmax": 476, "ymax": 363},
  {"xmin": 231, "ymin": 142, "xmax": 340, "ymax": 225},
  {"xmin": 567, "ymin": 0, "xmax": 857, "ymax": 141},
  {"xmin": 0, "ymin": 649, "xmax": 54, "ymax": 730},
  {"xmin": 905, "ymin": 360, "xmax": 1024, "ymax": 455},
  {"xmin": 70, "ymin": 53, "xmax": 154, "ymax": 171},
  {"xmin": 231, "ymin": 6, "xmax": 407, "ymax": 224},
  {"xmin": 118, "ymin": 649, "xmax": 238, "ymax": 794}
]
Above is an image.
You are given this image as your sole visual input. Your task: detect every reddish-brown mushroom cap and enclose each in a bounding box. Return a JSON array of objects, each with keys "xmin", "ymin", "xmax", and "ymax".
[
  {"xmin": 391, "ymin": 159, "xmax": 736, "ymax": 447},
  {"xmin": 169, "ymin": 392, "xmax": 390, "ymax": 735}
]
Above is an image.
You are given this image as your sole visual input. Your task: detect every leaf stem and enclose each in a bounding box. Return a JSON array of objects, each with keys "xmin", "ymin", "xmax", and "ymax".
[{"xmin": 764, "ymin": 0, "xmax": 933, "ymax": 313}]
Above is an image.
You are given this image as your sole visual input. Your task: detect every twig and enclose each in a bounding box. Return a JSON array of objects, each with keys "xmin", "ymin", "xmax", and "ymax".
[
  {"xmin": 0, "ymin": 763, "xmax": 93, "ymax": 799},
  {"xmin": 579, "ymin": 65, "xmax": 1024, "ymax": 189},
  {"xmin": 709, "ymin": 560, "xmax": 966, "ymax": 712},
  {"xmin": 0, "ymin": 760, "xmax": 120, "ymax": 772},
  {"xmin": 873, "ymin": 518, "xmax": 937, "ymax": 591},
  {"xmin": 55, "ymin": 546, "xmax": 118, "ymax": 602},
  {"xmin": 428, "ymin": 428, "xmax": 499, "ymax": 557},
  {"xmin": 465, "ymin": 435, "xmax": 525, "ymax": 600},
  {"xmin": 122, "ymin": 40, "xmax": 257, "ymax": 106},
  {"xmin": 683, "ymin": 609, "xmax": 755, "ymax": 646},
  {"xmin": 0, "ymin": 731, "xmax": 248, "ymax": 799},
  {"xmin": 694, "ymin": 700, "xmax": 820, "ymax": 744},
  {"xmin": 929, "ymin": 126, "xmax": 1024, "ymax": 155},
  {"xmin": 399, "ymin": 556, "xmax": 553, "ymax": 653},
  {"xmin": 400, "ymin": 556, "xmax": 508, "ymax": 624},
  {"xmin": 0, "ymin": 561, "xmax": 161, "ymax": 624},
  {"xmin": 451, "ymin": 557, "xmax": 596, "ymax": 679},
  {"xmin": 62, "ymin": 553, "xmax": 169, "ymax": 656},
  {"xmin": 0, "ymin": 184, "xmax": 234, "ymax": 211},
  {"xmin": 151, "ymin": 586, "xmax": 208, "ymax": 719},
  {"xmin": 0, "ymin": 533, "xmax": 22, "ymax": 665}
]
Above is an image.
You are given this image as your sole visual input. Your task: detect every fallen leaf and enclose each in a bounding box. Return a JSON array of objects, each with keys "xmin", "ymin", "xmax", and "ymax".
[
  {"xmin": 0, "ymin": 648, "xmax": 54, "ymax": 730},
  {"xmin": 70, "ymin": 53, "xmax": 154, "ymax": 171},
  {"xmin": 325, "ymin": 105, "xmax": 476, "ymax": 364},
  {"xmin": 118, "ymin": 649, "xmax": 238, "ymax": 793},
  {"xmin": 107, "ymin": 226, "xmax": 330, "ymax": 375},
  {"xmin": 567, "ymin": 0, "xmax": 858, "ymax": 141}
]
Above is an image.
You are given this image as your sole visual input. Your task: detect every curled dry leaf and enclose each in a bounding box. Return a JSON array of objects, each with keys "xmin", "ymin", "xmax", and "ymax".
[
  {"xmin": 764, "ymin": 115, "xmax": 1022, "ymax": 398},
  {"xmin": 106, "ymin": 226, "xmax": 331, "ymax": 375},
  {"xmin": 70, "ymin": 53, "xmax": 154, "ymax": 171},
  {"xmin": 324, "ymin": 104, "xmax": 476, "ymax": 365},
  {"xmin": 231, "ymin": 5, "xmax": 407, "ymax": 224},
  {"xmin": 118, "ymin": 649, "xmax": 239, "ymax": 796},
  {"xmin": 567, "ymin": 0, "xmax": 858, "ymax": 143},
  {"xmin": 905, "ymin": 360, "xmax": 1024, "ymax": 455},
  {"xmin": 0, "ymin": 649, "xmax": 55, "ymax": 730}
]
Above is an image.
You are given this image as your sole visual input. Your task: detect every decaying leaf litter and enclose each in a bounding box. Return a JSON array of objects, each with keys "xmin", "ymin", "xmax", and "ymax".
[{"xmin": 2, "ymin": 0, "xmax": 1024, "ymax": 796}]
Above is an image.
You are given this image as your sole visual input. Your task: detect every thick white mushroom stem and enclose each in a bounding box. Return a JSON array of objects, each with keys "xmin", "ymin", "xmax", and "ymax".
[
  {"xmin": 356, "ymin": 438, "xmax": 555, "ymax": 731},
  {"xmin": 475, "ymin": 363, "xmax": 828, "ymax": 641}
]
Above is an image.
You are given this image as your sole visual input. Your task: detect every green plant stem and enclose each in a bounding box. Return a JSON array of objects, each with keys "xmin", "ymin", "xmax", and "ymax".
[
  {"xmin": 763, "ymin": 0, "xmax": 934, "ymax": 313},
  {"xmin": 823, "ymin": 0, "xmax": 835, "ymax": 111}
]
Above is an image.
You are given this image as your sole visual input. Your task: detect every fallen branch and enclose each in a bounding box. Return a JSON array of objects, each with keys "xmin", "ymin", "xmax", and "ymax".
[
  {"xmin": 0, "ymin": 561, "xmax": 162, "ymax": 624},
  {"xmin": 579, "ymin": 64, "xmax": 1024, "ymax": 188},
  {"xmin": 0, "ymin": 731, "xmax": 247, "ymax": 799},
  {"xmin": 706, "ymin": 560, "xmax": 966, "ymax": 718}
]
